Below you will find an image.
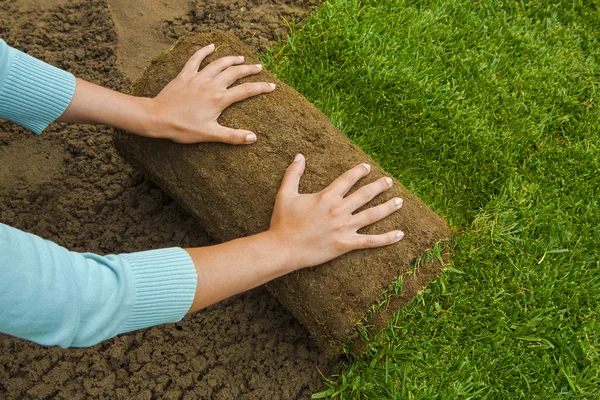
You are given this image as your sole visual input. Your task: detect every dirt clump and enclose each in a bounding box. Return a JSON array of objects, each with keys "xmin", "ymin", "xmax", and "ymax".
[
  {"xmin": 160, "ymin": 0, "xmax": 320, "ymax": 53},
  {"xmin": 108, "ymin": 0, "xmax": 193, "ymax": 81},
  {"xmin": 0, "ymin": 0, "xmax": 329, "ymax": 398}
]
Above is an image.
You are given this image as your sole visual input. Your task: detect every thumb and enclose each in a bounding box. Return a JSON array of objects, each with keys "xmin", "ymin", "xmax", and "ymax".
[{"xmin": 278, "ymin": 154, "xmax": 305, "ymax": 196}]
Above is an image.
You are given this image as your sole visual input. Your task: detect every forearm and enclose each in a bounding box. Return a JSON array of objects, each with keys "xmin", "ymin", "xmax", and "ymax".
[
  {"xmin": 2, "ymin": 40, "xmax": 271, "ymax": 142},
  {"xmin": 185, "ymin": 231, "xmax": 293, "ymax": 312},
  {"xmin": 57, "ymin": 78, "xmax": 154, "ymax": 136},
  {"xmin": 0, "ymin": 223, "xmax": 196, "ymax": 348}
]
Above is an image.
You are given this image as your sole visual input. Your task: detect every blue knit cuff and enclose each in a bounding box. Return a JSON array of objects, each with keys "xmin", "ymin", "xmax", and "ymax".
[
  {"xmin": 119, "ymin": 248, "xmax": 197, "ymax": 334},
  {"xmin": 0, "ymin": 43, "xmax": 75, "ymax": 134}
]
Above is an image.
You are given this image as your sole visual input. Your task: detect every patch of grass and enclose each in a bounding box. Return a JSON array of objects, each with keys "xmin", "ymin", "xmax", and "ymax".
[
  {"xmin": 351, "ymin": 241, "xmax": 451, "ymax": 345},
  {"xmin": 264, "ymin": 0, "xmax": 600, "ymax": 398}
]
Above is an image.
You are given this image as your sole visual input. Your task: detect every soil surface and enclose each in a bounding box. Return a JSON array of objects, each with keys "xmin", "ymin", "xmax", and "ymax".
[{"xmin": 0, "ymin": 0, "xmax": 328, "ymax": 399}]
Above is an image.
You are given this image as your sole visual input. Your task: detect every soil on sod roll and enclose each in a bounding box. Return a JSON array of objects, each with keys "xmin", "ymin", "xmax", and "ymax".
[
  {"xmin": 114, "ymin": 31, "xmax": 453, "ymax": 356},
  {"xmin": 0, "ymin": 1, "xmax": 330, "ymax": 399}
]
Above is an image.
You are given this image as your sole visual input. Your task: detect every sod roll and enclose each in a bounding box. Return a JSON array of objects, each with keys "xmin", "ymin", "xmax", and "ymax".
[{"xmin": 114, "ymin": 31, "xmax": 452, "ymax": 356}]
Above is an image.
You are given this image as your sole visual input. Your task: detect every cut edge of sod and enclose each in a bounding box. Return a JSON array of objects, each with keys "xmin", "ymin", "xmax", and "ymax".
[{"xmin": 345, "ymin": 239, "xmax": 454, "ymax": 357}]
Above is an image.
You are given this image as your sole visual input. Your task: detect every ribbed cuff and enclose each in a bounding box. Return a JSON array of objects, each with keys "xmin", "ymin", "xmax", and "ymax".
[
  {"xmin": 119, "ymin": 248, "xmax": 197, "ymax": 334},
  {"xmin": 0, "ymin": 46, "xmax": 75, "ymax": 134}
]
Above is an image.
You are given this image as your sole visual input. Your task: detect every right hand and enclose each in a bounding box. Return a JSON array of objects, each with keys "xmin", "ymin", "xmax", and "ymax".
[{"xmin": 268, "ymin": 154, "xmax": 404, "ymax": 271}]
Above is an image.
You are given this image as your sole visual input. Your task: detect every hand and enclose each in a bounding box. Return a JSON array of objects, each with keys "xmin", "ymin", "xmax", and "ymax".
[
  {"xmin": 268, "ymin": 154, "xmax": 405, "ymax": 270},
  {"xmin": 184, "ymin": 154, "xmax": 404, "ymax": 311},
  {"xmin": 147, "ymin": 43, "xmax": 275, "ymax": 144}
]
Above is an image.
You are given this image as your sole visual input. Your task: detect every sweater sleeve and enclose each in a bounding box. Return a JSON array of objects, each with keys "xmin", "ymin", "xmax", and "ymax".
[
  {"xmin": 0, "ymin": 223, "xmax": 198, "ymax": 348},
  {"xmin": 0, "ymin": 39, "xmax": 76, "ymax": 134}
]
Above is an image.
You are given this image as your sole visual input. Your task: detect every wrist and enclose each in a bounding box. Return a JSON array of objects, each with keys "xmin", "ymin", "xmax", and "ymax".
[
  {"xmin": 134, "ymin": 96, "xmax": 161, "ymax": 139},
  {"xmin": 260, "ymin": 229, "xmax": 303, "ymax": 273}
]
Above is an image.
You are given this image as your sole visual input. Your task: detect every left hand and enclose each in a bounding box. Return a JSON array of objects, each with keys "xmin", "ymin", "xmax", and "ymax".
[{"xmin": 147, "ymin": 43, "xmax": 275, "ymax": 144}]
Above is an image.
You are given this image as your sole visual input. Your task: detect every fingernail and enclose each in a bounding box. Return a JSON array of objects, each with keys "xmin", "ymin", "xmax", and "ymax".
[
  {"xmin": 363, "ymin": 163, "xmax": 371, "ymax": 172},
  {"xmin": 208, "ymin": 43, "xmax": 215, "ymax": 48},
  {"xmin": 238, "ymin": 55, "xmax": 244, "ymax": 61},
  {"xmin": 269, "ymin": 83, "xmax": 276, "ymax": 89},
  {"xmin": 395, "ymin": 198, "xmax": 403, "ymax": 207},
  {"xmin": 385, "ymin": 177, "xmax": 393, "ymax": 186},
  {"xmin": 294, "ymin": 154, "xmax": 303, "ymax": 162},
  {"xmin": 255, "ymin": 64, "xmax": 263, "ymax": 70},
  {"xmin": 245, "ymin": 133, "xmax": 257, "ymax": 143},
  {"xmin": 396, "ymin": 231, "xmax": 405, "ymax": 240}
]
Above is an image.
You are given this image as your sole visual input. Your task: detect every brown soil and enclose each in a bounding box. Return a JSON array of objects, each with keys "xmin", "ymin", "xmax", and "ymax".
[
  {"xmin": 108, "ymin": 0, "xmax": 193, "ymax": 82},
  {"xmin": 0, "ymin": 0, "xmax": 330, "ymax": 399},
  {"xmin": 110, "ymin": 0, "xmax": 321, "ymax": 82}
]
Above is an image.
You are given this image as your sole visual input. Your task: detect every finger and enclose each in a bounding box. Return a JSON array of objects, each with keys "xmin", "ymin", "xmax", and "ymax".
[
  {"xmin": 344, "ymin": 176, "xmax": 394, "ymax": 211},
  {"xmin": 222, "ymin": 82, "xmax": 276, "ymax": 106},
  {"xmin": 352, "ymin": 230, "xmax": 405, "ymax": 250},
  {"xmin": 352, "ymin": 197, "xmax": 403, "ymax": 228},
  {"xmin": 198, "ymin": 55, "xmax": 246, "ymax": 79},
  {"xmin": 181, "ymin": 44, "xmax": 215, "ymax": 75},
  {"xmin": 324, "ymin": 163, "xmax": 372, "ymax": 197},
  {"xmin": 278, "ymin": 154, "xmax": 306, "ymax": 196},
  {"xmin": 209, "ymin": 124, "xmax": 258, "ymax": 145},
  {"xmin": 216, "ymin": 63, "xmax": 264, "ymax": 88}
]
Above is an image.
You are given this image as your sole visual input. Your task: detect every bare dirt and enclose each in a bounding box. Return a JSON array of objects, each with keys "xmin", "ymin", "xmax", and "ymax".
[
  {"xmin": 0, "ymin": 0, "xmax": 330, "ymax": 399},
  {"xmin": 110, "ymin": 0, "xmax": 320, "ymax": 82}
]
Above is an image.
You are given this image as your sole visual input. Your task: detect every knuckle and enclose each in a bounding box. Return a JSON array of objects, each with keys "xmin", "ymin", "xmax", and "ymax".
[
  {"xmin": 284, "ymin": 167, "xmax": 300, "ymax": 179},
  {"xmin": 285, "ymin": 162, "xmax": 298, "ymax": 172},
  {"xmin": 276, "ymin": 189, "xmax": 287, "ymax": 200},
  {"xmin": 228, "ymin": 132, "xmax": 240, "ymax": 144},
  {"xmin": 336, "ymin": 239, "xmax": 351, "ymax": 253},
  {"xmin": 228, "ymin": 65, "xmax": 247, "ymax": 78},
  {"xmin": 320, "ymin": 190, "xmax": 336, "ymax": 203},
  {"xmin": 211, "ymin": 92, "xmax": 226, "ymax": 107},
  {"xmin": 361, "ymin": 187, "xmax": 373, "ymax": 200},
  {"xmin": 328, "ymin": 204, "xmax": 341, "ymax": 217},
  {"xmin": 362, "ymin": 236, "xmax": 376, "ymax": 248},
  {"xmin": 387, "ymin": 232, "xmax": 398, "ymax": 244},
  {"xmin": 222, "ymin": 56, "xmax": 237, "ymax": 65},
  {"xmin": 367, "ymin": 207, "xmax": 379, "ymax": 223},
  {"xmin": 245, "ymin": 84, "xmax": 258, "ymax": 95},
  {"xmin": 213, "ymin": 56, "xmax": 233, "ymax": 68},
  {"xmin": 176, "ymin": 70, "xmax": 189, "ymax": 80},
  {"xmin": 232, "ymin": 66, "xmax": 247, "ymax": 78},
  {"xmin": 212, "ymin": 90, "xmax": 225, "ymax": 102},
  {"xmin": 343, "ymin": 171, "xmax": 355, "ymax": 182}
]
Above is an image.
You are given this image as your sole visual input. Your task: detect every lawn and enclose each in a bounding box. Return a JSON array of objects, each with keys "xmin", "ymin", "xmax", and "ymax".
[{"xmin": 265, "ymin": 0, "xmax": 600, "ymax": 398}]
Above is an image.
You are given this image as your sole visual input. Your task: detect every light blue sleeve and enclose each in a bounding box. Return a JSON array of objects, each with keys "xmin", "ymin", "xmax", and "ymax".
[
  {"xmin": 0, "ymin": 223, "xmax": 198, "ymax": 348},
  {"xmin": 0, "ymin": 39, "xmax": 76, "ymax": 134}
]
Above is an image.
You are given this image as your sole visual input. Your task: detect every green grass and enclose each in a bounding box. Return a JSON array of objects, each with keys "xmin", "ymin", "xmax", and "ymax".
[{"xmin": 264, "ymin": 0, "xmax": 600, "ymax": 398}]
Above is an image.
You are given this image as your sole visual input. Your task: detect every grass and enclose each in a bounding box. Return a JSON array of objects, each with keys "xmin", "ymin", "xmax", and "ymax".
[
  {"xmin": 264, "ymin": 0, "xmax": 600, "ymax": 398},
  {"xmin": 352, "ymin": 241, "xmax": 451, "ymax": 345}
]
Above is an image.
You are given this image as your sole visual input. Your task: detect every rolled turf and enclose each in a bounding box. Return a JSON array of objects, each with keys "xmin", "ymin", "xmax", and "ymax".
[{"xmin": 113, "ymin": 31, "xmax": 452, "ymax": 355}]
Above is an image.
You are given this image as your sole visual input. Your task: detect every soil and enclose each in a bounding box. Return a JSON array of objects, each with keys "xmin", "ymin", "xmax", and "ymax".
[
  {"xmin": 0, "ymin": 0, "xmax": 330, "ymax": 399},
  {"xmin": 110, "ymin": 0, "xmax": 321, "ymax": 82}
]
